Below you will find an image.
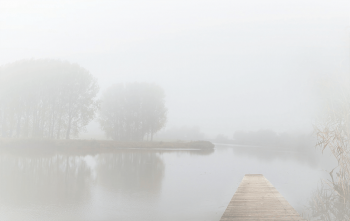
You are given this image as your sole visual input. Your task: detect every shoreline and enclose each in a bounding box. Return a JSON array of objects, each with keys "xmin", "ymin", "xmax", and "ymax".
[{"xmin": 0, "ymin": 139, "xmax": 214, "ymax": 154}]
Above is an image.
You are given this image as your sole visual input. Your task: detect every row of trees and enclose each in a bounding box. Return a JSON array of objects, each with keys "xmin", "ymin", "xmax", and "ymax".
[
  {"xmin": 231, "ymin": 129, "xmax": 314, "ymax": 149},
  {"xmin": 0, "ymin": 60, "xmax": 99, "ymax": 139},
  {"xmin": 0, "ymin": 59, "xmax": 167, "ymax": 140}
]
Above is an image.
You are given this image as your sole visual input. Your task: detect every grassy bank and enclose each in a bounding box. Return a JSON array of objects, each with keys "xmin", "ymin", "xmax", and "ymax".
[{"xmin": 0, "ymin": 139, "xmax": 214, "ymax": 152}]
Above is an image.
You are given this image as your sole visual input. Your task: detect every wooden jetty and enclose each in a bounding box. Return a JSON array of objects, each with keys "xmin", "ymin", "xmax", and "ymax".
[{"xmin": 220, "ymin": 174, "xmax": 305, "ymax": 221}]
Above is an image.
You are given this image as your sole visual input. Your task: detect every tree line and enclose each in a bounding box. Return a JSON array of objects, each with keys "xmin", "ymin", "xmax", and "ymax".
[
  {"xmin": 0, "ymin": 59, "xmax": 167, "ymax": 140},
  {"xmin": 232, "ymin": 129, "xmax": 314, "ymax": 149}
]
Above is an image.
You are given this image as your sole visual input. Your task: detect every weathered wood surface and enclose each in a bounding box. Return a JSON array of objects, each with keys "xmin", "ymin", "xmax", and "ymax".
[{"xmin": 220, "ymin": 174, "xmax": 305, "ymax": 221}]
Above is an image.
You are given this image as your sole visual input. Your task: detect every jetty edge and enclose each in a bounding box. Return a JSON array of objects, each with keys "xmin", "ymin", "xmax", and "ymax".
[{"xmin": 220, "ymin": 174, "xmax": 306, "ymax": 221}]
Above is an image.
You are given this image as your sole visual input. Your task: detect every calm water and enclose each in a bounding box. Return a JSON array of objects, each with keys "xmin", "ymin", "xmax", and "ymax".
[{"xmin": 0, "ymin": 144, "xmax": 335, "ymax": 221}]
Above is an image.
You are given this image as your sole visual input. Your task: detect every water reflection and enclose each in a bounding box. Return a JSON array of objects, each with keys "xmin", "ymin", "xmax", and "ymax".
[
  {"xmin": 0, "ymin": 148, "xmax": 169, "ymax": 220},
  {"xmin": 95, "ymin": 150, "xmax": 164, "ymax": 195},
  {"xmin": 0, "ymin": 154, "xmax": 91, "ymax": 206},
  {"xmin": 0, "ymin": 145, "xmax": 328, "ymax": 221},
  {"xmin": 0, "ymin": 149, "xmax": 169, "ymax": 206}
]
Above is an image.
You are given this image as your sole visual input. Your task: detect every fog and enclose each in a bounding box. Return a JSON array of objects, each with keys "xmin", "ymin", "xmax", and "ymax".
[
  {"xmin": 1, "ymin": 1, "xmax": 350, "ymax": 220},
  {"xmin": 2, "ymin": 0, "xmax": 350, "ymax": 137}
]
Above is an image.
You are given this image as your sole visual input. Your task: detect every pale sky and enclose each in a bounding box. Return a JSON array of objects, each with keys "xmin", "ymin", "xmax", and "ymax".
[{"xmin": 1, "ymin": 0, "xmax": 350, "ymax": 137}]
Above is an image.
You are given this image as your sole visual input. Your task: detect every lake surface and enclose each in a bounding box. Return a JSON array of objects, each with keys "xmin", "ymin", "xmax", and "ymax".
[{"xmin": 0, "ymin": 144, "xmax": 336, "ymax": 221}]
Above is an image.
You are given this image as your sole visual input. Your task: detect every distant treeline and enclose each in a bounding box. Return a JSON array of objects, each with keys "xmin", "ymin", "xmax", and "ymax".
[
  {"xmin": 214, "ymin": 129, "xmax": 315, "ymax": 150},
  {"xmin": 0, "ymin": 59, "xmax": 167, "ymax": 141}
]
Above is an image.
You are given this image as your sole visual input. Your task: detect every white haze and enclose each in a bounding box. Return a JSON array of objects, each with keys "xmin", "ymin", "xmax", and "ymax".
[{"xmin": 1, "ymin": 0, "xmax": 350, "ymax": 137}]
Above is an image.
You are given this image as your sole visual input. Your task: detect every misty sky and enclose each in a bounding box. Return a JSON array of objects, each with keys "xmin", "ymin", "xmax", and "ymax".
[{"xmin": 1, "ymin": 0, "xmax": 350, "ymax": 137}]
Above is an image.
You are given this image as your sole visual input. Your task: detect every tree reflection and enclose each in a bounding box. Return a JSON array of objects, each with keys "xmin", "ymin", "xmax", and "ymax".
[
  {"xmin": 95, "ymin": 151, "xmax": 164, "ymax": 195},
  {"xmin": 0, "ymin": 147, "xmax": 206, "ymax": 211},
  {"xmin": 0, "ymin": 154, "xmax": 91, "ymax": 206}
]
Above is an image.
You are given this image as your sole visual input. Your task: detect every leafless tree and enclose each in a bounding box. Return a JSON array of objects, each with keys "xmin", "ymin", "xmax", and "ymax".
[{"xmin": 308, "ymin": 73, "xmax": 350, "ymax": 221}]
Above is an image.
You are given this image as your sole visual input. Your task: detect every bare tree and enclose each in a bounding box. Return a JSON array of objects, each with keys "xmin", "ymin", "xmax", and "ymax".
[
  {"xmin": 99, "ymin": 82, "xmax": 167, "ymax": 141},
  {"xmin": 308, "ymin": 74, "xmax": 350, "ymax": 220}
]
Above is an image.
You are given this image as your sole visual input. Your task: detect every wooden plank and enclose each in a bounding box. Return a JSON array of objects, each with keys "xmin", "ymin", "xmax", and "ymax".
[{"xmin": 220, "ymin": 174, "xmax": 305, "ymax": 221}]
